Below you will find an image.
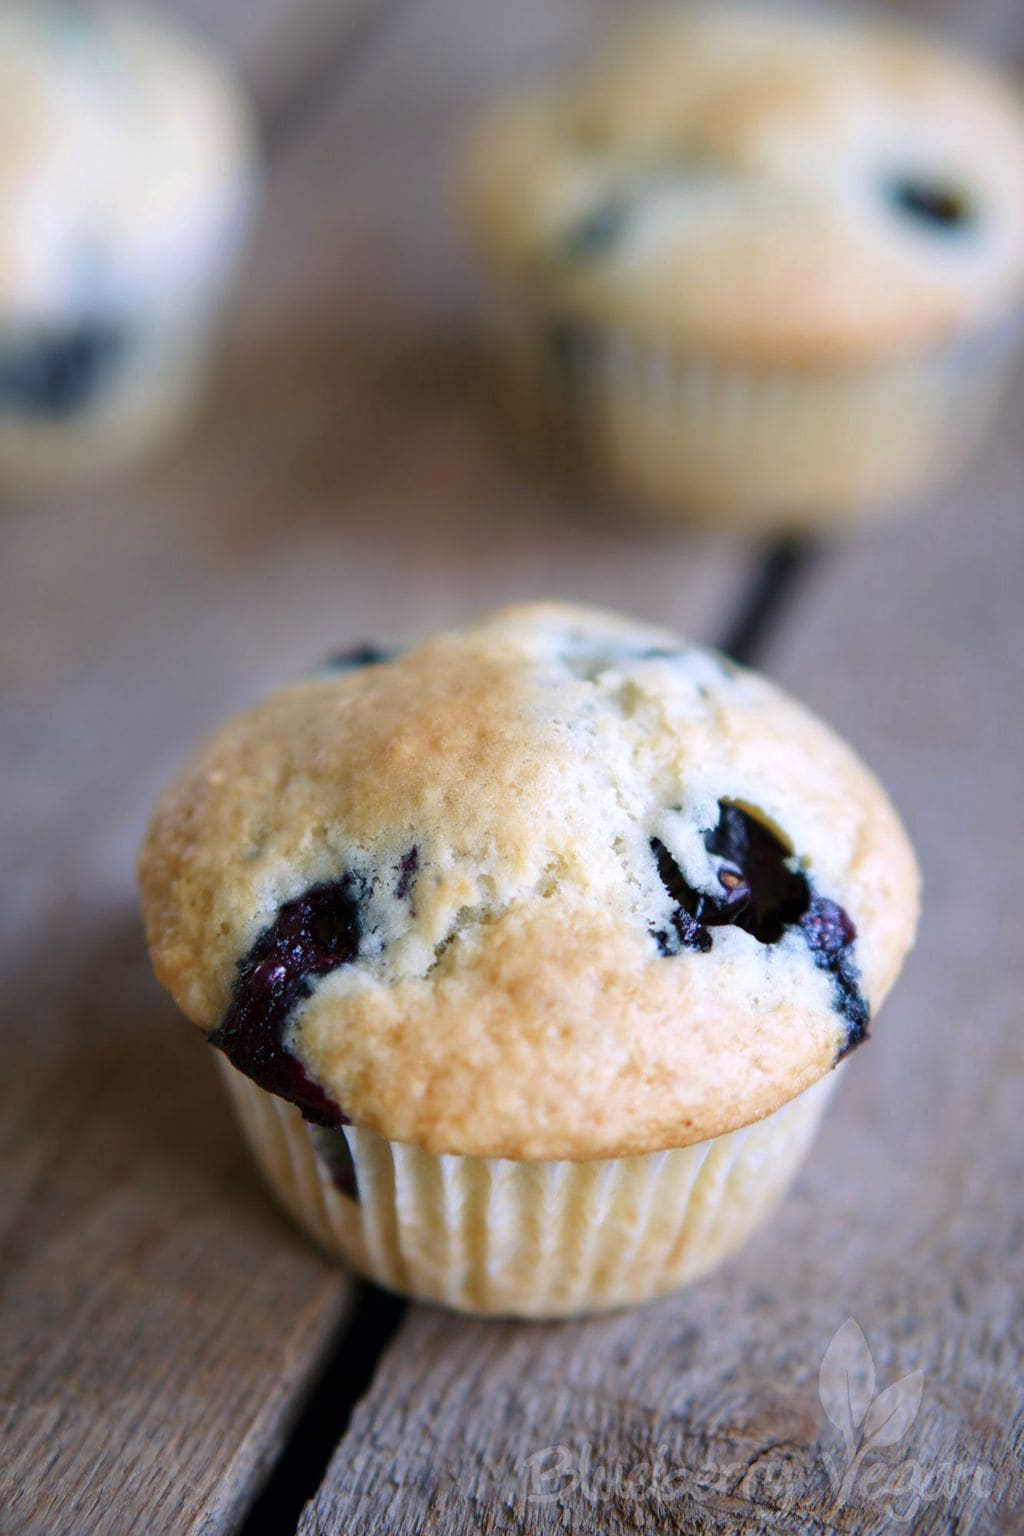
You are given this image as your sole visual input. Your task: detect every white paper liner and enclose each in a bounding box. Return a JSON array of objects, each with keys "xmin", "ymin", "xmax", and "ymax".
[
  {"xmin": 217, "ymin": 1056, "xmax": 839, "ymax": 1318},
  {"xmin": 489, "ymin": 291, "xmax": 1020, "ymax": 531}
]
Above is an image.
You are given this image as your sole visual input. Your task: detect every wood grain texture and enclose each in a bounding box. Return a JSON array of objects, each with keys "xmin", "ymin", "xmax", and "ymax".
[{"xmin": 0, "ymin": 1, "xmax": 741, "ymax": 1534}]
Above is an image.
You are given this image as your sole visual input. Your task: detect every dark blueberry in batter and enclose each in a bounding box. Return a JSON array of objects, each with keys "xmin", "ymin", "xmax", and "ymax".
[
  {"xmin": 703, "ymin": 802, "xmax": 809, "ymax": 944},
  {"xmin": 394, "ymin": 846, "xmax": 419, "ymax": 903},
  {"xmin": 210, "ymin": 878, "xmax": 365, "ymax": 1125},
  {"xmin": 650, "ymin": 837, "xmax": 713, "ymax": 954},
  {"xmin": 888, "ymin": 176, "xmax": 974, "ymax": 233},
  {"xmin": 0, "ymin": 322, "xmax": 126, "ymax": 417},
  {"xmin": 800, "ymin": 895, "xmax": 869, "ymax": 1054},
  {"xmin": 651, "ymin": 805, "xmax": 805, "ymax": 950},
  {"xmin": 321, "ymin": 644, "xmax": 394, "ymax": 672},
  {"xmin": 651, "ymin": 801, "xmax": 870, "ymax": 1054},
  {"xmin": 563, "ymin": 641, "xmax": 685, "ymax": 682},
  {"xmin": 564, "ymin": 197, "xmax": 631, "ymax": 262}
]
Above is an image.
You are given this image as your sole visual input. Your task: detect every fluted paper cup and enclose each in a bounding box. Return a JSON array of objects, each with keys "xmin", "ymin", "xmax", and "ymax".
[
  {"xmin": 488, "ymin": 290, "xmax": 1019, "ymax": 533},
  {"xmin": 217, "ymin": 1056, "xmax": 838, "ymax": 1318}
]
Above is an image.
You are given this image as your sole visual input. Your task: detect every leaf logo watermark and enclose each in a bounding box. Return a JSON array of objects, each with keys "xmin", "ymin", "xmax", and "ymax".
[
  {"xmin": 819, "ymin": 1318, "xmax": 923, "ymax": 1507},
  {"xmin": 517, "ymin": 1320, "xmax": 993, "ymax": 1522}
]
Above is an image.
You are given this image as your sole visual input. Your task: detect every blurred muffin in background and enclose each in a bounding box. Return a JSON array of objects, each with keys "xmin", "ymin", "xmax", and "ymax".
[
  {"xmin": 0, "ymin": 1, "xmax": 259, "ymax": 495},
  {"xmin": 460, "ymin": 5, "xmax": 1024, "ymax": 533}
]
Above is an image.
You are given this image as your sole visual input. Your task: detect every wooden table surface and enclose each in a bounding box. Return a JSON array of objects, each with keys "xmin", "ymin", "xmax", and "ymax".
[{"xmin": 1, "ymin": 1, "xmax": 1022, "ymax": 1533}]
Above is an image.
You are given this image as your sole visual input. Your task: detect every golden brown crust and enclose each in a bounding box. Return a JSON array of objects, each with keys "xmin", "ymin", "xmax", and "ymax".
[
  {"xmin": 139, "ymin": 603, "xmax": 920, "ymax": 1160},
  {"xmin": 460, "ymin": 5, "xmax": 1024, "ymax": 365}
]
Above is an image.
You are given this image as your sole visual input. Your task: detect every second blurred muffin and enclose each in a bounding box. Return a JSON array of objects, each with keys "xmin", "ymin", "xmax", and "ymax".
[
  {"xmin": 0, "ymin": 1, "xmax": 259, "ymax": 494},
  {"xmin": 461, "ymin": 5, "xmax": 1024, "ymax": 532}
]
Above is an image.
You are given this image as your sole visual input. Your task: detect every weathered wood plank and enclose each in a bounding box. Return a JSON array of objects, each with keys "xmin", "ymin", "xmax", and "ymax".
[{"xmin": 0, "ymin": 1, "xmax": 744, "ymax": 1533}]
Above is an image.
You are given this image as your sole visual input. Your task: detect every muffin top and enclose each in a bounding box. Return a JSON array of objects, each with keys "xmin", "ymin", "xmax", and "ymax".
[
  {"xmin": 139, "ymin": 603, "xmax": 919, "ymax": 1161},
  {"xmin": 461, "ymin": 5, "xmax": 1024, "ymax": 365},
  {"xmin": 0, "ymin": 2, "xmax": 257, "ymax": 347}
]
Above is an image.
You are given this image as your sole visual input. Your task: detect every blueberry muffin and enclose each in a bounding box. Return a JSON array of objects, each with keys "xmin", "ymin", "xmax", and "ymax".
[
  {"xmin": 0, "ymin": 1, "xmax": 259, "ymax": 493},
  {"xmin": 460, "ymin": 5, "xmax": 1024, "ymax": 531},
  {"xmin": 139, "ymin": 604, "xmax": 919, "ymax": 1315}
]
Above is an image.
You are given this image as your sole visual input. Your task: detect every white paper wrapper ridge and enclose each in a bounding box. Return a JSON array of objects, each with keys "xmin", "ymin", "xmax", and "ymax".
[
  {"xmin": 217, "ymin": 1056, "xmax": 838, "ymax": 1317},
  {"xmin": 490, "ymin": 290, "xmax": 1019, "ymax": 530}
]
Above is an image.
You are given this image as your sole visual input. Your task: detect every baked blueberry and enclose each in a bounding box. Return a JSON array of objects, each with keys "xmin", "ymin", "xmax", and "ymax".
[
  {"xmin": 563, "ymin": 197, "xmax": 631, "ymax": 262},
  {"xmin": 704, "ymin": 803, "xmax": 805, "ymax": 942},
  {"xmin": 0, "ymin": 323, "xmax": 126, "ymax": 417},
  {"xmin": 652, "ymin": 800, "xmax": 869, "ymax": 1054},
  {"xmin": 650, "ymin": 837, "xmax": 713, "ymax": 954},
  {"xmin": 888, "ymin": 175, "xmax": 974, "ymax": 233},
  {"xmin": 801, "ymin": 896, "xmax": 869, "ymax": 1052},
  {"xmin": 394, "ymin": 847, "xmax": 419, "ymax": 903},
  {"xmin": 321, "ymin": 644, "xmax": 394, "ymax": 672},
  {"xmin": 210, "ymin": 879, "xmax": 364, "ymax": 1126}
]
